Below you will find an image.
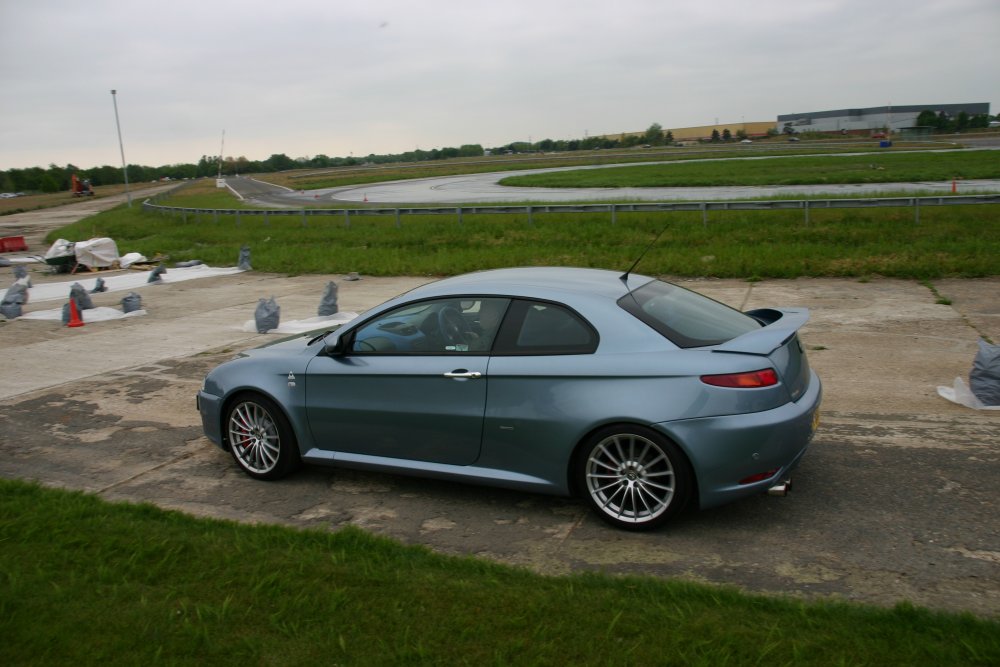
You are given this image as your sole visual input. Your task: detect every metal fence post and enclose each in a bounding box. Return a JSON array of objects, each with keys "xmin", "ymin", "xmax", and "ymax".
[
  {"xmin": 611, "ymin": 204, "xmax": 617, "ymax": 226},
  {"xmin": 344, "ymin": 209, "xmax": 350, "ymax": 228},
  {"xmin": 527, "ymin": 205, "xmax": 533, "ymax": 227},
  {"xmin": 264, "ymin": 210, "xmax": 269, "ymax": 227},
  {"xmin": 457, "ymin": 207, "xmax": 463, "ymax": 226},
  {"xmin": 395, "ymin": 209, "xmax": 401, "ymax": 228},
  {"xmin": 914, "ymin": 198, "xmax": 920, "ymax": 225},
  {"xmin": 301, "ymin": 209, "xmax": 307, "ymax": 228},
  {"xmin": 701, "ymin": 202, "xmax": 707, "ymax": 228},
  {"xmin": 804, "ymin": 200, "xmax": 810, "ymax": 226},
  {"xmin": 236, "ymin": 210, "xmax": 241, "ymax": 227}
]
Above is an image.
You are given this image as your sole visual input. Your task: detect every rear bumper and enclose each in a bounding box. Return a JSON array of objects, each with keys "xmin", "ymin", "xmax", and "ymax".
[{"xmin": 657, "ymin": 370, "xmax": 822, "ymax": 510}]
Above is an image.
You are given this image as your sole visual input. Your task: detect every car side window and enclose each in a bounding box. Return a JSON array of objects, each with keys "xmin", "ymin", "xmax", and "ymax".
[
  {"xmin": 494, "ymin": 300, "xmax": 598, "ymax": 355},
  {"xmin": 349, "ymin": 298, "xmax": 510, "ymax": 354}
]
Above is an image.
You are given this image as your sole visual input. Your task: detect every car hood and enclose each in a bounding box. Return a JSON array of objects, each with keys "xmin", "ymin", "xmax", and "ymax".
[{"xmin": 241, "ymin": 332, "xmax": 318, "ymax": 358}]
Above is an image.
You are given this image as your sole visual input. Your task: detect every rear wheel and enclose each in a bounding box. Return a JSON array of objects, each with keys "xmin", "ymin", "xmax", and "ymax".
[
  {"xmin": 225, "ymin": 393, "xmax": 299, "ymax": 480},
  {"xmin": 578, "ymin": 425, "xmax": 691, "ymax": 530}
]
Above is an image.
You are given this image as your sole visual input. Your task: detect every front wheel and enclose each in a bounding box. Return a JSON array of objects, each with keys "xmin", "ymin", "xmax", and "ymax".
[
  {"xmin": 225, "ymin": 393, "xmax": 299, "ymax": 480},
  {"xmin": 578, "ymin": 425, "xmax": 691, "ymax": 531}
]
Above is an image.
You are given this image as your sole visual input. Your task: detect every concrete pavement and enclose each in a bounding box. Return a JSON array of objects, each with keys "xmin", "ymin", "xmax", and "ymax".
[{"xmin": 1, "ymin": 256, "xmax": 997, "ymax": 617}]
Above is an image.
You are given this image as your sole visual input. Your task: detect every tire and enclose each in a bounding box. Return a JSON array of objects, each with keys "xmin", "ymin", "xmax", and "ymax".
[
  {"xmin": 578, "ymin": 425, "xmax": 691, "ymax": 531},
  {"xmin": 225, "ymin": 393, "xmax": 300, "ymax": 480}
]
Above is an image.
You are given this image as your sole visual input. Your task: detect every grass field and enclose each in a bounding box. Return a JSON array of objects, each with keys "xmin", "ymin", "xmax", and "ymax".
[
  {"xmin": 262, "ymin": 140, "xmax": 947, "ymax": 191},
  {"xmin": 54, "ymin": 195, "xmax": 1000, "ymax": 279},
  {"xmin": 2, "ymin": 479, "xmax": 997, "ymax": 665},
  {"xmin": 0, "ymin": 183, "xmax": 137, "ymax": 216},
  {"xmin": 499, "ymin": 150, "xmax": 1000, "ymax": 188}
]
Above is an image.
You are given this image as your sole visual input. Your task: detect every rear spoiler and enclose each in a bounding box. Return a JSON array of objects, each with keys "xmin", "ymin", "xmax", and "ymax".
[{"xmin": 712, "ymin": 308, "xmax": 810, "ymax": 356}]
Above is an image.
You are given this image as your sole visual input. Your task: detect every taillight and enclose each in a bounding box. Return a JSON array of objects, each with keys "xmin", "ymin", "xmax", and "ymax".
[{"xmin": 700, "ymin": 368, "xmax": 778, "ymax": 388}]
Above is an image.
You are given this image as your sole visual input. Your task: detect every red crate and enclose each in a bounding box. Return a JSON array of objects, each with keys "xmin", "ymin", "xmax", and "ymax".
[{"xmin": 1, "ymin": 236, "xmax": 28, "ymax": 252}]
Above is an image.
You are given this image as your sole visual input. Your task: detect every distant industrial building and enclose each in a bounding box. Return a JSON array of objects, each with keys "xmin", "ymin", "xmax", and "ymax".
[
  {"xmin": 608, "ymin": 102, "xmax": 991, "ymax": 145},
  {"xmin": 610, "ymin": 121, "xmax": 775, "ymax": 144},
  {"xmin": 777, "ymin": 103, "xmax": 990, "ymax": 135},
  {"xmin": 670, "ymin": 121, "xmax": 775, "ymax": 141}
]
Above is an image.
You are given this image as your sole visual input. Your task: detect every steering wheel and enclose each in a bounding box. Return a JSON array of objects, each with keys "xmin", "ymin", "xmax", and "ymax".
[{"xmin": 438, "ymin": 307, "xmax": 469, "ymax": 345}]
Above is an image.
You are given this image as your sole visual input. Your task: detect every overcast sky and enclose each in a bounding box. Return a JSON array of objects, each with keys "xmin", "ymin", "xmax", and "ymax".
[{"xmin": 1, "ymin": 0, "xmax": 997, "ymax": 170}]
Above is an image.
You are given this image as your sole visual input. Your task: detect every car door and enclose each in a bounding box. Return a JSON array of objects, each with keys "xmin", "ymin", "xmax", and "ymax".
[
  {"xmin": 478, "ymin": 299, "xmax": 601, "ymax": 464},
  {"xmin": 304, "ymin": 297, "xmax": 509, "ymax": 466}
]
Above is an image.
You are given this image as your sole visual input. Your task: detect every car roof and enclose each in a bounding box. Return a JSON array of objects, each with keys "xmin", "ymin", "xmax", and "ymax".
[{"xmin": 404, "ymin": 267, "xmax": 655, "ymax": 301}]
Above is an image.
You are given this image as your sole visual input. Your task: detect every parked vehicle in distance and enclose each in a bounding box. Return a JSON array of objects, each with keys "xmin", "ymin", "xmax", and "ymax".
[
  {"xmin": 71, "ymin": 174, "xmax": 94, "ymax": 197},
  {"xmin": 198, "ymin": 267, "xmax": 822, "ymax": 530}
]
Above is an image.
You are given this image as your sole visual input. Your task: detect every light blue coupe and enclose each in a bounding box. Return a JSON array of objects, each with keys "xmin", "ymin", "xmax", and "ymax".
[{"xmin": 198, "ymin": 267, "xmax": 821, "ymax": 530}]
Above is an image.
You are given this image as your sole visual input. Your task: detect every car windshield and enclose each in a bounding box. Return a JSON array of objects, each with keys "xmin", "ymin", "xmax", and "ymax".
[{"xmin": 618, "ymin": 280, "xmax": 761, "ymax": 348}]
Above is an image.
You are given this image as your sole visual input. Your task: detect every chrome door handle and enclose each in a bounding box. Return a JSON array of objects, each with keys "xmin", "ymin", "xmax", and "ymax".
[{"xmin": 443, "ymin": 370, "xmax": 482, "ymax": 379}]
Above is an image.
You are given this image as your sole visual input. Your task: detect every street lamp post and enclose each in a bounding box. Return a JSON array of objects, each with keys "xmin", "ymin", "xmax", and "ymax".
[{"xmin": 110, "ymin": 89, "xmax": 132, "ymax": 207}]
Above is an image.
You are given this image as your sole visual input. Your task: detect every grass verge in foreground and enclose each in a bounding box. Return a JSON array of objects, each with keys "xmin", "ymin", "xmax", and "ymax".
[
  {"xmin": 50, "ymin": 200, "xmax": 1000, "ymax": 278},
  {"xmin": 1, "ymin": 479, "xmax": 997, "ymax": 665}
]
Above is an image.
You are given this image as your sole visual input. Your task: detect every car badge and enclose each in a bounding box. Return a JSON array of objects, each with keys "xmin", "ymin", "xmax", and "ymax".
[{"xmin": 287, "ymin": 372, "xmax": 296, "ymax": 388}]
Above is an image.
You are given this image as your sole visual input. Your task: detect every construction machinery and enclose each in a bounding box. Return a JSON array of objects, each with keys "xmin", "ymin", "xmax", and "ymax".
[{"xmin": 71, "ymin": 174, "xmax": 94, "ymax": 197}]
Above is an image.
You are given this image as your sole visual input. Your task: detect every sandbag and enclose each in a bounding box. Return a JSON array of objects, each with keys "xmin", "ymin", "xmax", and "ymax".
[
  {"xmin": 121, "ymin": 292, "xmax": 143, "ymax": 313},
  {"xmin": 148, "ymin": 265, "xmax": 167, "ymax": 283},
  {"xmin": 69, "ymin": 283, "xmax": 94, "ymax": 310},
  {"xmin": 317, "ymin": 281, "xmax": 339, "ymax": 316},
  {"xmin": 970, "ymin": 339, "xmax": 1000, "ymax": 406},
  {"xmin": 3, "ymin": 283, "xmax": 28, "ymax": 306},
  {"xmin": 0, "ymin": 301, "xmax": 21, "ymax": 318},
  {"xmin": 254, "ymin": 296, "xmax": 280, "ymax": 333},
  {"xmin": 238, "ymin": 245, "xmax": 252, "ymax": 271},
  {"xmin": 13, "ymin": 265, "xmax": 31, "ymax": 287}
]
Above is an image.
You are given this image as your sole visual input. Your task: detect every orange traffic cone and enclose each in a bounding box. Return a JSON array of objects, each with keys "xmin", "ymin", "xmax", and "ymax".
[{"xmin": 66, "ymin": 298, "xmax": 84, "ymax": 328}]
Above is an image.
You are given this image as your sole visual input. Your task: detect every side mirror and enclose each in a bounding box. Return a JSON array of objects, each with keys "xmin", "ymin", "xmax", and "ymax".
[{"xmin": 324, "ymin": 332, "xmax": 348, "ymax": 357}]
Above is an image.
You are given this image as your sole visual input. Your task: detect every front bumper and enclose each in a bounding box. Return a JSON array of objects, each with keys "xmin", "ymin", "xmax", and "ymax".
[{"xmin": 197, "ymin": 390, "xmax": 226, "ymax": 450}]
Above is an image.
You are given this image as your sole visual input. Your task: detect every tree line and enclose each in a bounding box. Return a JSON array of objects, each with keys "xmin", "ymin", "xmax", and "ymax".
[{"xmin": 915, "ymin": 111, "xmax": 992, "ymax": 132}]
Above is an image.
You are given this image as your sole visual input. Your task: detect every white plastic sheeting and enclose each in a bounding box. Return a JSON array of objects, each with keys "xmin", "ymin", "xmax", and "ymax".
[
  {"xmin": 43, "ymin": 239, "xmax": 75, "ymax": 261},
  {"xmin": 18, "ymin": 306, "xmax": 148, "ymax": 322},
  {"xmin": 118, "ymin": 252, "xmax": 148, "ymax": 268},
  {"xmin": 937, "ymin": 378, "xmax": 1000, "ymax": 411},
  {"xmin": 241, "ymin": 312, "xmax": 359, "ymax": 335},
  {"xmin": 73, "ymin": 238, "xmax": 119, "ymax": 268},
  {"xmin": 0, "ymin": 265, "xmax": 245, "ymax": 304}
]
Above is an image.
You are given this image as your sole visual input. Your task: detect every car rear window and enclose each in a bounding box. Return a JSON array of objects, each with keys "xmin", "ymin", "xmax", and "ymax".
[{"xmin": 617, "ymin": 280, "xmax": 761, "ymax": 348}]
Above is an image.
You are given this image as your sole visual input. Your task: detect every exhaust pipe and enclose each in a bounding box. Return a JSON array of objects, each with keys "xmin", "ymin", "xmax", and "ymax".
[{"xmin": 767, "ymin": 478, "xmax": 792, "ymax": 497}]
